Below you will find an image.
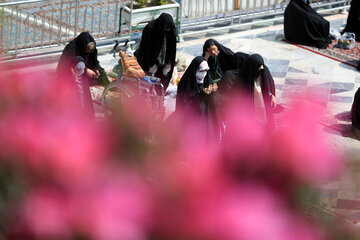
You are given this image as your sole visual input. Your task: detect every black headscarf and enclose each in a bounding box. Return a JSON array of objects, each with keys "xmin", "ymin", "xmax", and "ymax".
[
  {"xmin": 343, "ymin": 0, "xmax": 360, "ymax": 41},
  {"xmin": 202, "ymin": 38, "xmax": 235, "ymax": 80},
  {"xmin": 351, "ymin": 87, "xmax": 360, "ymax": 129},
  {"xmin": 134, "ymin": 13, "xmax": 177, "ymax": 89},
  {"xmin": 218, "ymin": 54, "xmax": 275, "ymax": 125},
  {"xmin": 230, "ymin": 51, "xmax": 249, "ymax": 70},
  {"xmin": 284, "ymin": 0, "xmax": 331, "ymax": 49},
  {"xmin": 176, "ymin": 56, "xmax": 212, "ymax": 112},
  {"xmin": 57, "ymin": 32, "xmax": 109, "ymax": 85}
]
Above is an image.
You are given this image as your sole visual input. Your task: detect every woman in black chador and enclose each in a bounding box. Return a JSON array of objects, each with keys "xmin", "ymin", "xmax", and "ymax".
[
  {"xmin": 351, "ymin": 87, "xmax": 360, "ymax": 138},
  {"xmin": 343, "ymin": 0, "xmax": 360, "ymax": 41},
  {"xmin": 176, "ymin": 56, "xmax": 221, "ymax": 139},
  {"xmin": 57, "ymin": 31, "xmax": 109, "ymax": 86},
  {"xmin": 134, "ymin": 13, "xmax": 177, "ymax": 90},
  {"xmin": 218, "ymin": 54, "xmax": 277, "ymax": 126},
  {"xmin": 284, "ymin": 0, "xmax": 331, "ymax": 49},
  {"xmin": 202, "ymin": 38, "xmax": 248, "ymax": 83}
]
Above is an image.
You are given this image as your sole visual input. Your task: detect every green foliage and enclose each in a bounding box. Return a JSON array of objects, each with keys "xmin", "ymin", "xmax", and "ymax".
[
  {"xmin": 150, "ymin": 0, "xmax": 169, "ymax": 5},
  {"xmin": 136, "ymin": 0, "xmax": 147, "ymax": 8}
]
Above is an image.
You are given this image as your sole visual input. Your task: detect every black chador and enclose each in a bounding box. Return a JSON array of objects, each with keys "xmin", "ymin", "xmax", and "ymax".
[
  {"xmin": 134, "ymin": 13, "xmax": 177, "ymax": 90},
  {"xmin": 57, "ymin": 31, "xmax": 109, "ymax": 86},
  {"xmin": 284, "ymin": 0, "xmax": 331, "ymax": 49},
  {"xmin": 176, "ymin": 56, "xmax": 221, "ymax": 139},
  {"xmin": 218, "ymin": 54, "xmax": 276, "ymax": 126},
  {"xmin": 343, "ymin": 0, "xmax": 360, "ymax": 41},
  {"xmin": 351, "ymin": 87, "xmax": 360, "ymax": 131}
]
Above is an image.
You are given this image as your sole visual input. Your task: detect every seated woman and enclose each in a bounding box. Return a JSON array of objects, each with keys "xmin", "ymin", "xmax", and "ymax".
[
  {"xmin": 134, "ymin": 13, "xmax": 177, "ymax": 90},
  {"xmin": 351, "ymin": 87, "xmax": 360, "ymax": 139},
  {"xmin": 343, "ymin": 0, "xmax": 360, "ymax": 41},
  {"xmin": 57, "ymin": 31, "xmax": 109, "ymax": 86},
  {"xmin": 202, "ymin": 38, "xmax": 248, "ymax": 83},
  {"xmin": 176, "ymin": 56, "xmax": 221, "ymax": 139},
  {"xmin": 218, "ymin": 54, "xmax": 277, "ymax": 127},
  {"xmin": 284, "ymin": 0, "xmax": 331, "ymax": 49}
]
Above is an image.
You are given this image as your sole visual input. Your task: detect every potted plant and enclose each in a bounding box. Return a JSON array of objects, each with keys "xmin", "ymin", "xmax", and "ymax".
[{"xmin": 119, "ymin": 0, "xmax": 180, "ymax": 40}]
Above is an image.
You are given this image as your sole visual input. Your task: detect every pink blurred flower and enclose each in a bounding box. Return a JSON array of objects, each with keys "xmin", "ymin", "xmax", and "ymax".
[
  {"xmin": 22, "ymin": 187, "xmax": 72, "ymax": 238},
  {"xmin": 0, "ymin": 68, "xmax": 111, "ymax": 184},
  {"xmin": 23, "ymin": 171, "xmax": 152, "ymax": 240},
  {"xmin": 220, "ymin": 95, "xmax": 341, "ymax": 184},
  {"xmin": 271, "ymin": 100, "xmax": 342, "ymax": 183},
  {"xmin": 71, "ymin": 171, "xmax": 152, "ymax": 240}
]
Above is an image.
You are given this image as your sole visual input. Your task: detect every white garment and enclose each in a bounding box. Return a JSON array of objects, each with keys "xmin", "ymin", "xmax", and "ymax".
[{"xmin": 253, "ymin": 76, "xmax": 267, "ymax": 123}]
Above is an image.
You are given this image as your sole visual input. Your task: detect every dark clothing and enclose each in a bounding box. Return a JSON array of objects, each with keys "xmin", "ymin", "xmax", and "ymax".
[
  {"xmin": 202, "ymin": 39, "xmax": 235, "ymax": 81},
  {"xmin": 57, "ymin": 32, "xmax": 109, "ymax": 86},
  {"xmin": 343, "ymin": 0, "xmax": 360, "ymax": 41},
  {"xmin": 218, "ymin": 54, "xmax": 276, "ymax": 126},
  {"xmin": 284, "ymin": 0, "xmax": 331, "ymax": 49},
  {"xmin": 134, "ymin": 13, "xmax": 177, "ymax": 90},
  {"xmin": 351, "ymin": 87, "xmax": 360, "ymax": 130},
  {"xmin": 176, "ymin": 56, "xmax": 221, "ymax": 139},
  {"xmin": 231, "ymin": 52, "xmax": 249, "ymax": 70}
]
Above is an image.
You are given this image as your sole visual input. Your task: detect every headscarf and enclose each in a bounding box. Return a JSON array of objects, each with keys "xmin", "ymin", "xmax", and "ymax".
[
  {"xmin": 202, "ymin": 38, "xmax": 234, "ymax": 79},
  {"xmin": 230, "ymin": 51, "xmax": 249, "ymax": 70},
  {"xmin": 57, "ymin": 32, "xmax": 100, "ymax": 78},
  {"xmin": 176, "ymin": 56, "xmax": 213, "ymax": 112}
]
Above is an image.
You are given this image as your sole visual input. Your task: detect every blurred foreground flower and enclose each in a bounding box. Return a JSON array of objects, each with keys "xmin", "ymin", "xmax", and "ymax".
[{"xmin": 0, "ymin": 65, "xmax": 352, "ymax": 240}]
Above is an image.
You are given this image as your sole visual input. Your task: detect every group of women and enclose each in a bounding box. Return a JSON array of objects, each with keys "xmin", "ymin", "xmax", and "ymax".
[
  {"xmin": 176, "ymin": 38, "xmax": 277, "ymax": 139},
  {"xmin": 56, "ymin": 13, "xmax": 277, "ymax": 141},
  {"xmin": 56, "ymin": 5, "xmax": 360, "ymax": 139}
]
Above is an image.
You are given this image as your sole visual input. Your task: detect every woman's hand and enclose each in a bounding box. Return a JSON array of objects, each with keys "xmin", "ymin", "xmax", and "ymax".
[
  {"xmin": 86, "ymin": 68, "xmax": 100, "ymax": 79},
  {"xmin": 149, "ymin": 64, "xmax": 158, "ymax": 75},
  {"xmin": 204, "ymin": 84, "xmax": 218, "ymax": 95},
  {"xmin": 212, "ymin": 83, "xmax": 218, "ymax": 92},
  {"xmin": 162, "ymin": 64, "xmax": 172, "ymax": 76}
]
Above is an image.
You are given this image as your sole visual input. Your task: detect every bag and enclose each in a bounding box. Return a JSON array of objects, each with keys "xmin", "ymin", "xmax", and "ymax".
[
  {"xmin": 337, "ymin": 32, "xmax": 356, "ymax": 50},
  {"xmin": 119, "ymin": 50, "xmax": 145, "ymax": 79}
]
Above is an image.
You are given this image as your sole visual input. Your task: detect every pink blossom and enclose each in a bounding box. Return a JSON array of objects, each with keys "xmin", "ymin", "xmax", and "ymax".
[
  {"xmin": 22, "ymin": 187, "xmax": 72, "ymax": 238},
  {"xmin": 23, "ymin": 171, "xmax": 152, "ymax": 240},
  {"xmin": 271, "ymin": 99, "xmax": 342, "ymax": 183},
  {"xmin": 70, "ymin": 170, "xmax": 152, "ymax": 240}
]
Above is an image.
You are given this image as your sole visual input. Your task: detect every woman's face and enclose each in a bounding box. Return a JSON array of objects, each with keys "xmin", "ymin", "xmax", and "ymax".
[{"xmin": 207, "ymin": 45, "xmax": 219, "ymax": 57}]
